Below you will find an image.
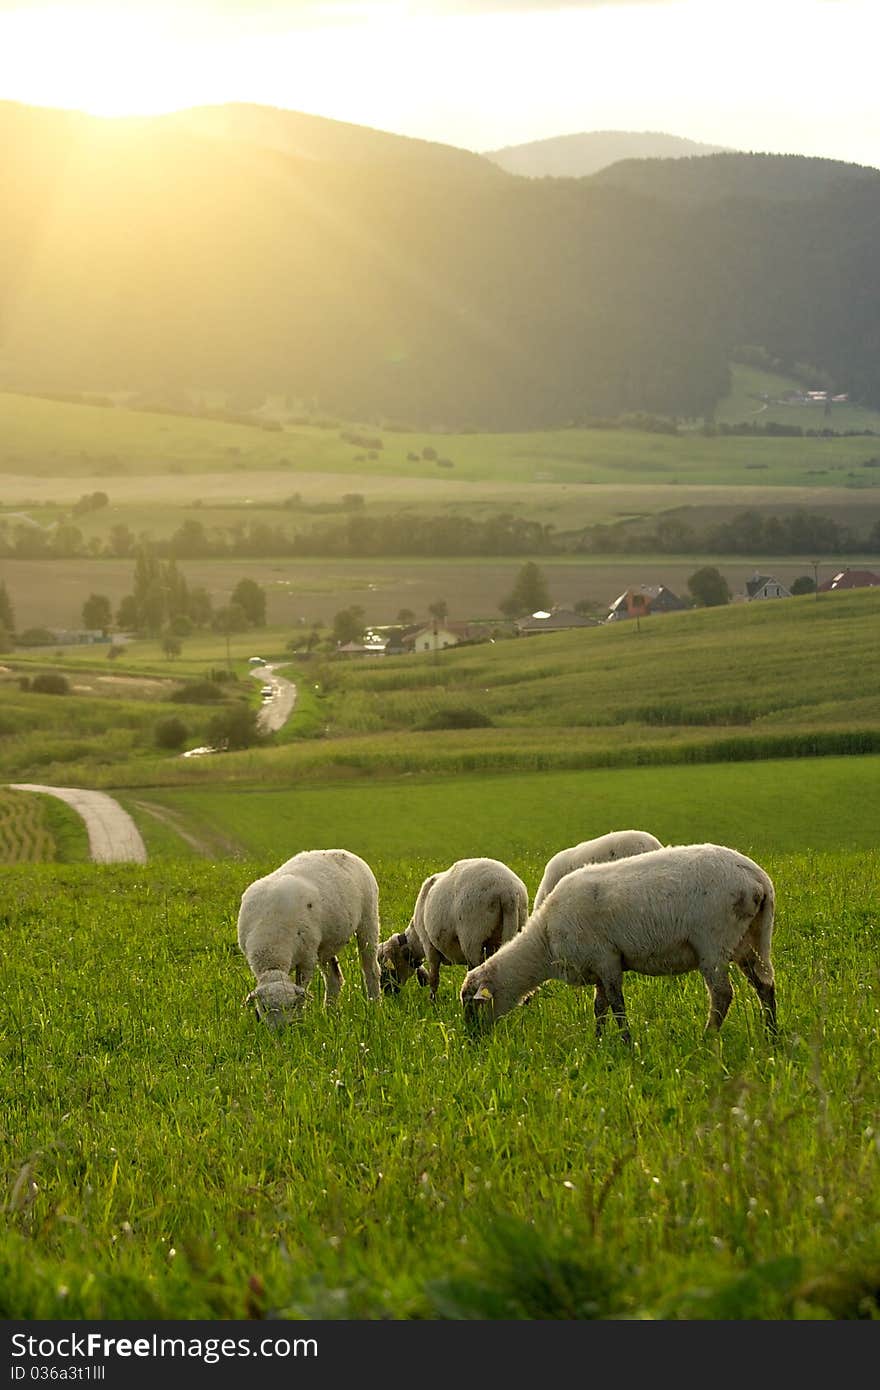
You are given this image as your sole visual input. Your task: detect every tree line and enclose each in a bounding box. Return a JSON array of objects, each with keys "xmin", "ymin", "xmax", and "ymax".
[{"xmin": 3, "ymin": 507, "xmax": 878, "ymax": 566}]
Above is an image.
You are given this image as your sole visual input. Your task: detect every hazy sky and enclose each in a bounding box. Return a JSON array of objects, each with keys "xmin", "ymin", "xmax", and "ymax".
[{"xmin": 1, "ymin": 0, "xmax": 877, "ymax": 166}]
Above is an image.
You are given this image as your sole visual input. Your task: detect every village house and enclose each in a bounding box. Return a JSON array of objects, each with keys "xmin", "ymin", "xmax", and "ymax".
[
  {"xmin": 606, "ymin": 585, "xmax": 687, "ymax": 622},
  {"xmin": 817, "ymin": 567, "xmax": 880, "ymax": 593},
  {"xmin": 745, "ymin": 572, "xmax": 792, "ymax": 601},
  {"xmin": 405, "ymin": 620, "xmax": 479, "ymax": 653},
  {"xmin": 516, "ymin": 607, "xmax": 600, "ymax": 635}
]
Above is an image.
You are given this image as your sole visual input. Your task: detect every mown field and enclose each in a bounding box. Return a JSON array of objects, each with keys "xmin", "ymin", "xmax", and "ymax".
[{"xmin": 1, "ymin": 848, "xmax": 878, "ymax": 1320}]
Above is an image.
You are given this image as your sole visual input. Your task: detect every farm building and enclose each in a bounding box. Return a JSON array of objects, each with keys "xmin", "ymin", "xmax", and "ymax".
[
  {"xmin": 818, "ymin": 568, "xmax": 880, "ymax": 593},
  {"xmin": 516, "ymin": 607, "xmax": 599, "ymax": 635},
  {"xmin": 606, "ymin": 585, "xmax": 687, "ymax": 622},
  {"xmin": 406, "ymin": 621, "xmax": 480, "ymax": 653},
  {"xmin": 745, "ymin": 573, "xmax": 792, "ymax": 601}
]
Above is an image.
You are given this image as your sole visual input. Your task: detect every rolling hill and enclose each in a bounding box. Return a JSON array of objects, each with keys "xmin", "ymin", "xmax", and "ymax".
[
  {"xmin": 1, "ymin": 103, "xmax": 879, "ymax": 429},
  {"xmin": 484, "ymin": 129, "xmax": 730, "ymax": 178}
]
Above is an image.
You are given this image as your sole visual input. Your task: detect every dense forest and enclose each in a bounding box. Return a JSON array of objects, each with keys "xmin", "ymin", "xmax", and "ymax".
[{"xmin": 1, "ymin": 103, "xmax": 878, "ymax": 429}]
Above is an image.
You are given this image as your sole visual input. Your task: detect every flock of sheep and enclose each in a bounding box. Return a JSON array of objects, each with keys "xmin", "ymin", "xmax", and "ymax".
[{"xmin": 238, "ymin": 831, "xmax": 777, "ymax": 1041}]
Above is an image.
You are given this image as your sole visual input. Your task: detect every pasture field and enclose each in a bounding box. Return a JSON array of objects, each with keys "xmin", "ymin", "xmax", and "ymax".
[
  {"xmin": 117, "ymin": 755, "xmax": 880, "ymax": 868},
  {"xmin": 1, "ymin": 850, "xmax": 878, "ymax": 1320},
  {"xmin": 3, "ymin": 389, "xmax": 880, "ymax": 492}
]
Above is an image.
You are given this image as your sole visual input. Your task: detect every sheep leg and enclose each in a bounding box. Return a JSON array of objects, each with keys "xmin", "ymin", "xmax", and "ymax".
[
  {"xmin": 701, "ymin": 962, "xmax": 733, "ymax": 1032},
  {"xmin": 320, "ymin": 956, "xmax": 345, "ymax": 1006},
  {"xmin": 738, "ymin": 953, "xmax": 778, "ymax": 1035},
  {"xmin": 593, "ymin": 983, "xmax": 610, "ymax": 1038},
  {"xmin": 294, "ymin": 963, "xmax": 315, "ymax": 991},
  {"xmin": 602, "ymin": 976, "xmax": 631, "ymax": 1044},
  {"xmin": 424, "ymin": 945, "xmax": 443, "ymax": 1002},
  {"xmin": 355, "ymin": 922, "xmax": 382, "ymax": 1001}
]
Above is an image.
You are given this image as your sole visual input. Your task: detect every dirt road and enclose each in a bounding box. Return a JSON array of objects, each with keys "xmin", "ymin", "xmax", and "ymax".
[
  {"xmin": 252, "ymin": 663, "xmax": 298, "ymax": 734},
  {"xmin": 10, "ymin": 784, "xmax": 148, "ymax": 863}
]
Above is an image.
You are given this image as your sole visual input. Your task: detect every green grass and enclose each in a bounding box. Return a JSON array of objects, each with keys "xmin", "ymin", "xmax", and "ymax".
[
  {"xmin": 3, "ymin": 388, "xmax": 879, "ymax": 490},
  {"xmin": 1, "ymin": 851, "xmax": 877, "ymax": 1319},
  {"xmin": 122, "ymin": 755, "xmax": 880, "ymax": 871}
]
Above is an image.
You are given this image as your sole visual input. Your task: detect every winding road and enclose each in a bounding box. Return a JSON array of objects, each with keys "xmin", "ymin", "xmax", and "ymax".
[
  {"xmin": 10, "ymin": 784, "xmax": 148, "ymax": 863},
  {"xmin": 11, "ymin": 664, "xmax": 299, "ymax": 862}
]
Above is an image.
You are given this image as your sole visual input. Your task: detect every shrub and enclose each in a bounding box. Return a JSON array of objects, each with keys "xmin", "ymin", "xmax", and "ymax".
[
  {"xmin": 31, "ymin": 672, "xmax": 70, "ymax": 695},
  {"xmin": 207, "ymin": 703, "xmax": 260, "ymax": 750},
  {"xmin": 420, "ymin": 707, "xmax": 494, "ymax": 731},
  {"xmin": 154, "ymin": 715, "xmax": 189, "ymax": 751},
  {"xmin": 169, "ymin": 680, "xmax": 224, "ymax": 703},
  {"xmin": 17, "ymin": 627, "xmax": 54, "ymax": 647}
]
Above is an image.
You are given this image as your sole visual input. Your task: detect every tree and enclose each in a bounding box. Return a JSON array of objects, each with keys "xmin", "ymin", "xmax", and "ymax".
[
  {"xmin": 687, "ymin": 566, "xmax": 731, "ymax": 608},
  {"xmin": 208, "ymin": 703, "xmax": 260, "ymax": 751},
  {"xmin": 231, "ymin": 578, "xmax": 267, "ymax": 627},
  {"xmin": 791, "ymin": 575, "xmax": 816, "ymax": 595},
  {"xmin": 499, "ymin": 562, "xmax": 552, "ymax": 619},
  {"xmin": 154, "ymin": 715, "xmax": 188, "ymax": 750},
  {"xmin": 0, "ymin": 581, "xmax": 15, "ymax": 634},
  {"xmin": 82, "ymin": 593, "xmax": 112, "ymax": 634},
  {"xmin": 332, "ymin": 606, "xmax": 366, "ymax": 645},
  {"xmin": 397, "ymin": 608, "xmax": 416, "ymax": 624},
  {"xmin": 427, "ymin": 599, "xmax": 448, "ymax": 622},
  {"xmin": 162, "ymin": 634, "xmax": 182, "ymax": 659},
  {"xmin": 213, "ymin": 603, "xmax": 249, "ymax": 669}
]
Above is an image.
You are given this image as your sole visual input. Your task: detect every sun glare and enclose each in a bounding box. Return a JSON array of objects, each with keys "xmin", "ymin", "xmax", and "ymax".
[{"xmin": 1, "ymin": 5, "xmax": 212, "ymax": 116}]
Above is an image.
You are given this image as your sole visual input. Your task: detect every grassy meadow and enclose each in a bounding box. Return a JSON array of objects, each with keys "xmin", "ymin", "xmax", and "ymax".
[
  {"xmin": 1, "ymin": 848, "xmax": 878, "ymax": 1320},
  {"xmin": 1, "ymin": 394, "xmax": 879, "ymax": 1321}
]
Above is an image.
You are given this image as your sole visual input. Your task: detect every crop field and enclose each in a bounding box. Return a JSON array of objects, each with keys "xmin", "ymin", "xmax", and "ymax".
[
  {"xmin": 1, "ymin": 848, "xmax": 878, "ymax": 1320},
  {"xmin": 2, "ymin": 588, "xmax": 878, "ymax": 793},
  {"xmin": 0, "ymin": 787, "xmax": 87, "ymax": 862}
]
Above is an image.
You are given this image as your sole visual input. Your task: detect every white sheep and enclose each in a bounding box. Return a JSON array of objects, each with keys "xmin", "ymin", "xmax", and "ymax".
[
  {"xmin": 533, "ymin": 829, "xmax": 663, "ymax": 910},
  {"xmin": 378, "ymin": 856, "xmax": 529, "ymax": 1000},
  {"xmin": 238, "ymin": 848, "xmax": 382, "ymax": 1028},
  {"xmin": 461, "ymin": 843, "xmax": 776, "ymax": 1041}
]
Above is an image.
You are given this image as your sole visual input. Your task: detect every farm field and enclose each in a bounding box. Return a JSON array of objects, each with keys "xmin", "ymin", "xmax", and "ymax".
[
  {"xmin": 2, "ymin": 552, "xmax": 879, "ymax": 633},
  {"xmin": 1, "ymin": 587, "xmax": 878, "ymax": 791},
  {"xmin": 715, "ymin": 363, "xmax": 880, "ymax": 435},
  {"xmin": 2, "ymin": 848, "xmax": 878, "ymax": 1320}
]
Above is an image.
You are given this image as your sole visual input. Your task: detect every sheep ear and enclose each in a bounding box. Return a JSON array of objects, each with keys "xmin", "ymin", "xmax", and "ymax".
[{"xmin": 473, "ymin": 984, "xmax": 494, "ymax": 1001}]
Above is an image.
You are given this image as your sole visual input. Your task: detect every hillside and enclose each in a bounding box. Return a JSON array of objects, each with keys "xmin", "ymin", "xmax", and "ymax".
[
  {"xmin": 484, "ymin": 129, "xmax": 729, "ymax": 178},
  {"xmin": 1, "ymin": 105, "xmax": 879, "ymax": 427}
]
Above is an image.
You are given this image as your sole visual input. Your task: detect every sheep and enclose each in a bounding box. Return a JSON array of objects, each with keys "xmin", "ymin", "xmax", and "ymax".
[
  {"xmin": 378, "ymin": 856, "xmax": 529, "ymax": 1000},
  {"xmin": 461, "ymin": 843, "xmax": 776, "ymax": 1042},
  {"xmin": 533, "ymin": 829, "xmax": 663, "ymax": 910},
  {"xmin": 238, "ymin": 848, "xmax": 382, "ymax": 1028}
]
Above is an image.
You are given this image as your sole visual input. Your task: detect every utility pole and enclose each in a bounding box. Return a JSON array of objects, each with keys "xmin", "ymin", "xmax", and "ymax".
[{"xmin": 812, "ymin": 559, "xmax": 820, "ymax": 601}]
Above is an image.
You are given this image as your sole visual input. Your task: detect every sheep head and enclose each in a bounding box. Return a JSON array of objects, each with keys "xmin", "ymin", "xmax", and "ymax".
[
  {"xmin": 245, "ymin": 970, "xmax": 307, "ymax": 1030},
  {"xmin": 460, "ymin": 978, "xmax": 496, "ymax": 1032},
  {"xmin": 377, "ymin": 931, "xmax": 426, "ymax": 995}
]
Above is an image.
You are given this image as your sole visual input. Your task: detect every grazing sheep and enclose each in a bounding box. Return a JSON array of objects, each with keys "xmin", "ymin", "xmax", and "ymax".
[
  {"xmin": 461, "ymin": 843, "xmax": 776, "ymax": 1041},
  {"xmin": 238, "ymin": 848, "xmax": 382, "ymax": 1028},
  {"xmin": 533, "ymin": 829, "xmax": 663, "ymax": 910},
  {"xmin": 378, "ymin": 856, "xmax": 529, "ymax": 1000}
]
